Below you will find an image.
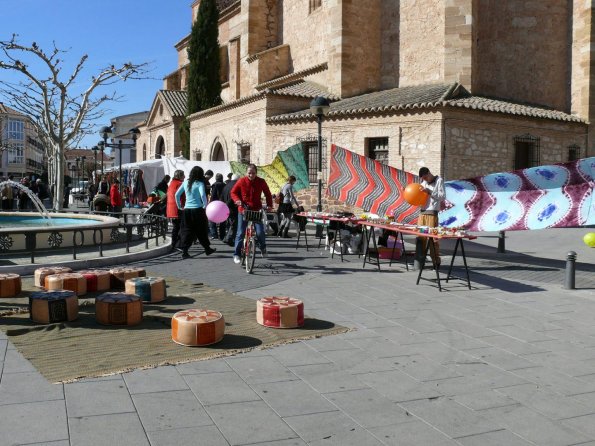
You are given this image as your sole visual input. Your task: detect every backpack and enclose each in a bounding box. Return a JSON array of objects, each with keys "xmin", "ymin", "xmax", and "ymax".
[{"xmin": 275, "ymin": 191, "xmax": 284, "ymax": 205}]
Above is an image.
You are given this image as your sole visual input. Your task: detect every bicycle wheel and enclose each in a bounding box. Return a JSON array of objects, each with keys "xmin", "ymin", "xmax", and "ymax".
[{"xmin": 245, "ymin": 235, "xmax": 256, "ymax": 273}]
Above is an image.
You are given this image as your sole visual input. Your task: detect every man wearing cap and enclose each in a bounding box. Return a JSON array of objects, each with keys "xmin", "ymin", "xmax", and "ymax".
[{"xmin": 221, "ymin": 174, "xmax": 239, "ymax": 246}]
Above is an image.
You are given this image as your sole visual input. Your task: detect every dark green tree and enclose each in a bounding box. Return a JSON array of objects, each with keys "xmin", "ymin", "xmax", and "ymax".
[{"xmin": 187, "ymin": 0, "xmax": 222, "ymax": 116}]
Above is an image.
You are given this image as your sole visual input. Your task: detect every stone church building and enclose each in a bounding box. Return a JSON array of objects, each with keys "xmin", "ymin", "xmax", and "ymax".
[{"xmin": 137, "ymin": 0, "xmax": 594, "ymax": 208}]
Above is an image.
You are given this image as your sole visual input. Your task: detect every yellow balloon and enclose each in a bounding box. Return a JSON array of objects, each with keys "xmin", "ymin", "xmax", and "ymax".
[{"xmin": 583, "ymin": 232, "xmax": 595, "ymax": 248}]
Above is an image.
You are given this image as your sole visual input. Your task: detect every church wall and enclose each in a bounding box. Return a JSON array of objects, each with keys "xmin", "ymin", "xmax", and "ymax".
[
  {"xmin": 399, "ymin": 0, "xmax": 445, "ymax": 87},
  {"xmin": 474, "ymin": 0, "xmax": 570, "ymax": 111},
  {"xmin": 443, "ymin": 109, "xmax": 587, "ymax": 180},
  {"xmin": 380, "ymin": 0, "xmax": 400, "ymax": 89}
]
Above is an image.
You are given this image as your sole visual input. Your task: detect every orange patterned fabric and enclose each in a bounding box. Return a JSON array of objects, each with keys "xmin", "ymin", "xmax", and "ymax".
[
  {"xmin": 45, "ymin": 273, "xmax": 87, "ymax": 296},
  {"xmin": 171, "ymin": 309, "xmax": 225, "ymax": 346},
  {"xmin": 256, "ymin": 296, "xmax": 304, "ymax": 328},
  {"xmin": 29, "ymin": 290, "xmax": 78, "ymax": 324},
  {"xmin": 96, "ymin": 292, "xmax": 143, "ymax": 326},
  {"xmin": 0, "ymin": 273, "xmax": 21, "ymax": 298},
  {"xmin": 109, "ymin": 267, "xmax": 146, "ymax": 289},
  {"xmin": 34, "ymin": 267, "xmax": 72, "ymax": 288}
]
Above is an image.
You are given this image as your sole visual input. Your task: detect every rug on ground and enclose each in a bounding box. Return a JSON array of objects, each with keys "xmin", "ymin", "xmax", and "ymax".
[{"xmin": 0, "ymin": 277, "xmax": 347, "ymax": 383}]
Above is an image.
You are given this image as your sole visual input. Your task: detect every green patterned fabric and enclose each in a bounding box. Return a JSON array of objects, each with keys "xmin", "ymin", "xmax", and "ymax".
[{"xmin": 230, "ymin": 143, "xmax": 309, "ymax": 194}]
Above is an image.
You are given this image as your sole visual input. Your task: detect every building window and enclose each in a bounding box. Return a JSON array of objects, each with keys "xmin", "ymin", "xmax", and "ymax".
[
  {"xmin": 7, "ymin": 119, "xmax": 24, "ymax": 140},
  {"xmin": 142, "ymin": 144, "xmax": 147, "ymax": 160},
  {"xmin": 309, "ymin": 0, "xmax": 322, "ymax": 13},
  {"xmin": 568, "ymin": 145, "xmax": 581, "ymax": 162},
  {"xmin": 297, "ymin": 135, "xmax": 327, "ymax": 184},
  {"xmin": 513, "ymin": 134, "xmax": 540, "ymax": 169},
  {"xmin": 220, "ymin": 45, "xmax": 230, "ymax": 84},
  {"xmin": 366, "ymin": 137, "xmax": 389, "ymax": 164},
  {"xmin": 8, "ymin": 143, "xmax": 24, "ymax": 164},
  {"xmin": 238, "ymin": 144, "xmax": 250, "ymax": 163}
]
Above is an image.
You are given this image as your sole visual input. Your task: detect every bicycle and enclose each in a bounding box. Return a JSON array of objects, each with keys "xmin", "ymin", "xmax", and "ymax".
[{"xmin": 240, "ymin": 208, "xmax": 266, "ymax": 273}]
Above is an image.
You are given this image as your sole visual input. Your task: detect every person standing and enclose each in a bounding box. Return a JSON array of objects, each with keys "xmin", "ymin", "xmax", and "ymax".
[
  {"xmin": 98, "ymin": 176, "xmax": 109, "ymax": 195},
  {"xmin": 166, "ymin": 170, "xmax": 185, "ymax": 251},
  {"xmin": 231, "ymin": 164, "xmax": 273, "ymax": 264},
  {"xmin": 209, "ymin": 173, "xmax": 226, "ymax": 240},
  {"xmin": 154, "ymin": 175, "xmax": 170, "ymax": 196},
  {"xmin": 417, "ymin": 167, "xmax": 446, "ymax": 266},
  {"xmin": 224, "ymin": 172, "xmax": 233, "ymax": 185},
  {"xmin": 278, "ymin": 175, "xmax": 300, "ymax": 238},
  {"xmin": 203, "ymin": 170, "xmax": 213, "ymax": 198},
  {"xmin": 175, "ymin": 166, "xmax": 216, "ymax": 259},
  {"xmin": 1, "ymin": 178, "xmax": 13, "ymax": 211},
  {"xmin": 221, "ymin": 174, "xmax": 239, "ymax": 246},
  {"xmin": 110, "ymin": 179, "xmax": 123, "ymax": 214}
]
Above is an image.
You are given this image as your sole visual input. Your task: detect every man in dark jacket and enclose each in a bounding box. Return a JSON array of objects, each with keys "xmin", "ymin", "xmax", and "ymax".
[{"xmin": 221, "ymin": 174, "xmax": 239, "ymax": 246}]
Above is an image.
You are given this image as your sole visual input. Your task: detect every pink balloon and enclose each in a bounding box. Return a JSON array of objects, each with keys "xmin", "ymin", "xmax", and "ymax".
[{"xmin": 206, "ymin": 201, "xmax": 230, "ymax": 223}]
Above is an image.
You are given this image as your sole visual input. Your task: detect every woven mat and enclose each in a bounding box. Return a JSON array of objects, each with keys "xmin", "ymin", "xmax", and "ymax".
[{"xmin": 0, "ymin": 277, "xmax": 347, "ymax": 383}]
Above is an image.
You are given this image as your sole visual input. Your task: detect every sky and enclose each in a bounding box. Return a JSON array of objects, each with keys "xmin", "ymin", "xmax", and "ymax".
[{"xmin": 0, "ymin": 0, "xmax": 191, "ymax": 151}]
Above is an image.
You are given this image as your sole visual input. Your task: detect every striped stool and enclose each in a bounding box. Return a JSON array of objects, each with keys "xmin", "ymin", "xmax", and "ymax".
[
  {"xmin": 45, "ymin": 273, "xmax": 87, "ymax": 296},
  {"xmin": 96, "ymin": 292, "xmax": 143, "ymax": 326},
  {"xmin": 34, "ymin": 267, "xmax": 72, "ymax": 288},
  {"xmin": 257, "ymin": 297, "xmax": 304, "ymax": 328},
  {"xmin": 171, "ymin": 309, "xmax": 225, "ymax": 346},
  {"xmin": 78, "ymin": 270, "xmax": 111, "ymax": 292},
  {"xmin": 29, "ymin": 290, "xmax": 78, "ymax": 324},
  {"xmin": 0, "ymin": 273, "xmax": 22, "ymax": 298},
  {"xmin": 109, "ymin": 267, "xmax": 146, "ymax": 290},
  {"xmin": 125, "ymin": 277, "xmax": 166, "ymax": 303}
]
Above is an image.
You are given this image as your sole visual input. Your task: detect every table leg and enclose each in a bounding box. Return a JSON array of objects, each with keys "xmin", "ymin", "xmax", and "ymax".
[
  {"xmin": 389, "ymin": 230, "xmax": 397, "ymax": 267},
  {"xmin": 460, "ymin": 239, "xmax": 471, "ymax": 290},
  {"xmin": 429, "ymin": 239, "xmax": 442, "ymax": 291},
  {"xmin": 362, "ymin": 225, "xmax": 371, "ymax": 269},
  {"xmin": 416, "ymin": 236, "xmax": 433, "ymax": 285},
  {"xmin": 445, "ymin": 238, "xmax": 460, "ymax": 282},
  {"xmin": 399, "ymin": 231, "xmax": 409, "ymax": 271}
]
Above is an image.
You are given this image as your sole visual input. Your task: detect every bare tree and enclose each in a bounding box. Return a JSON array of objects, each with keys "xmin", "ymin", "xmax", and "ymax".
[{"xmin": 0, "ymin": 34, "xmax": 149, "ymax": 209}]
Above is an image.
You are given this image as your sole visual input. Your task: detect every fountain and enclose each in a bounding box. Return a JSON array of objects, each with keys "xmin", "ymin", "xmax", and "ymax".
[
  {"xmin": 0, "ymin": 180, "xmax": 120, "ymax": 251},
  {"xmin": 0, "ymin": 180, "xmax": 52, "ymax": 222}
]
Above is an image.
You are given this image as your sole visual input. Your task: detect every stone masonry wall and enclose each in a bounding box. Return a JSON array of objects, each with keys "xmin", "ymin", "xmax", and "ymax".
[
  {"xmin": 380, "ymin": 0, "xmax": 400, "ymax": 90},
  {"xmin": 444, "ymin": 109, "xmax": 587, "ymax": 180},
  {"xmin": 474, "ymin": 0, "xmax": 570, "ymax": 111},
  {"xmin": 399, "ymin": 0, "xmax": 445, "ymax": 87},
  {"xmin": 444, "ymin": 0, "xmax": 473, "ymax": 88}
]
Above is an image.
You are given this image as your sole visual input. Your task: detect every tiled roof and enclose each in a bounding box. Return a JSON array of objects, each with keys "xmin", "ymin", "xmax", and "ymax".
[
  {"xmin": 444, "ymin": 96, "xmax": 584, "ymax": 123},
  {"xmin": 267, "ymin": 83, "xmax": 585, "ymax": 124},
  {"xmin": 0, "ymin": 102, "xmax": 24, "ymax": 116},
  {"xmin": 158, "ymin": 90, "xmax": 187, "ymax": 117},
  {"xmin": 270, "ymin": 81, "xmax": 339, "ymax": 101}
]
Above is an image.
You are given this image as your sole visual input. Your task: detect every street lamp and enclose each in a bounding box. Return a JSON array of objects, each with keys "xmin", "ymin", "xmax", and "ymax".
[
  {"xmin": 81, "ymin": 156, "xmax": 86, "ymax": 183},
  {"xmin": 99, "ymin": 126, "xmax": 140, "ymax": 189},
  {"xmin": 75, "ymin": 157, "xmax": 80, "ymax": 191},
  {"xmin": 97, "ymin": 141, "xmax": 105, "ymax": 176},
  {"xmin": 91, "ymin": 146, "xmax": 99, "ymax": 183},
  {"xmin": 309, "ymin": 96, "xmax": 331, "ymax": 237}
]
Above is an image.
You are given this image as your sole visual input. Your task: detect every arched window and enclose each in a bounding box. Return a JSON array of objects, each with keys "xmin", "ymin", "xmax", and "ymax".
[
  {"xmin": 212, "ymin": 142, "xmax": 225, "ymax": 161},
  {"xmin": 155, "ymin": 137, "xmax": 165, "ymax": 159},
  {"xmin": 142, "ymin": 144, "xmax": 147, "ymax": 161}
]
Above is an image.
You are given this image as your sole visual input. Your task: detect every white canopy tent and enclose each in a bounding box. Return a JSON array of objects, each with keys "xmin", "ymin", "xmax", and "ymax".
[
  {"xmin": 105, "ymin": 158, "xmax": 165, "ymax": 192},
  {"xmin": 161, "ymin": 157, "xmax": 232, "ymax": 181}
]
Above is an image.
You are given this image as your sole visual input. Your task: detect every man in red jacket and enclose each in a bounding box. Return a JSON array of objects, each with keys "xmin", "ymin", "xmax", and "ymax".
[{"xmin": 230, "ymin": 164, "xmax": 273, "ymax": 264}]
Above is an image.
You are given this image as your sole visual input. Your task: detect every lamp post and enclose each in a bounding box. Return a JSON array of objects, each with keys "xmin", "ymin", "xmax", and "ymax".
[
  {"xmin": 75, "ymin": 157, "xmax": 80, "ymax": 191},
  {"xmin": 91, "ymin": 146, "xmax": 99, "ymax": 183},
  {"xmin": 81, "ymin": 156, "xmax": 86, "ymax": 183},
  {"xmin": 97, "ymin": 141, "xmax": 106, "ymax": 176},
  {"xmin": 99, "ymin": 126, "xmax": 140, "ymax": 191},
  {"xmin": 309, "ymin": 96, "xmax": 331, "ymax": 237}
]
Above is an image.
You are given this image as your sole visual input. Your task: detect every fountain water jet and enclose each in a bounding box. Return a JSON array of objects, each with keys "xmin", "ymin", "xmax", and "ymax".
[{"xmin": 0, "ymin": 180, "xmax": 52, "ymax": 222}]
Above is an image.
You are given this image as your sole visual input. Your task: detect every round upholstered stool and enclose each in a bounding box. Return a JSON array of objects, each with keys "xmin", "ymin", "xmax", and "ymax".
[
  {"xmin": 257, "ymin": 296, "xmax": 304, "ymax": 328},
  {"xmin": 29, "ymin": 290, "xmax": 79, "ymax": 324},
  {"xmin": 34, "ymin": 267, "xmax": 72, "ymax": 288},
  {"xmin": 171, "ymin": 309, "xmax": 225, "ymax": 346},
  {"xmin": 0, "ymin": 273, "xmax": 22, "ymax": 298},
  {"xmin": 78, "ymin": 269, "xmax": 111, "ymax": 292},
  {"xmin": 109, "ymin": 267, "xmax": 146, "ymax": 289},
  {"xmin": 45, "ymin": 273, "xmax": 87, "ymax": 296},
  {"xmin": 125, "ymin": 277, "xmax": 166, "ymax": 303},
  {"xmin": 95, "ymin": 292, "xmax": 143, "ymax": 326}
]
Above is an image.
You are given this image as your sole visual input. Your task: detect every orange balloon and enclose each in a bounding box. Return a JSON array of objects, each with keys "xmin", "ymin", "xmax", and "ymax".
[{"xmin": 403, "ymin": 183, "xmax": 429, "ymax": 206}]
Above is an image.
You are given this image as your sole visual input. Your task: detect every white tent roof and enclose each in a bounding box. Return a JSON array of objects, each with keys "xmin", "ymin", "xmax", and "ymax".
[
  {"xmin": 105, "ymin": 158, "xmax": 165, "ymax": 191},
  {"xmin": 162, "ymin": 158, "xmax": 232, "ymax": 180}
]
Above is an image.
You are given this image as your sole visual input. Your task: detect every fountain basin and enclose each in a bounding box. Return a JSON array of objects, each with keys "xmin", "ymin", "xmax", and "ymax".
[{"xmin": 0, "ymin": 212, "xmax": 120, "ymax": 251}]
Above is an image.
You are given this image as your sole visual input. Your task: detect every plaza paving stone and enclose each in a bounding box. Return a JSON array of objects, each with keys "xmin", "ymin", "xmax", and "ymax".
[{"xmin": 1, "ymin": 226, "xmax": 595, "ymax": 445}]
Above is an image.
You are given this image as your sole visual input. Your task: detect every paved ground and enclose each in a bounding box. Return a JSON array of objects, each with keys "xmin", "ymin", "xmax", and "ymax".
[{"xmin": 1, "ymin": 226, "xmax": 595, "ymax": 446}]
